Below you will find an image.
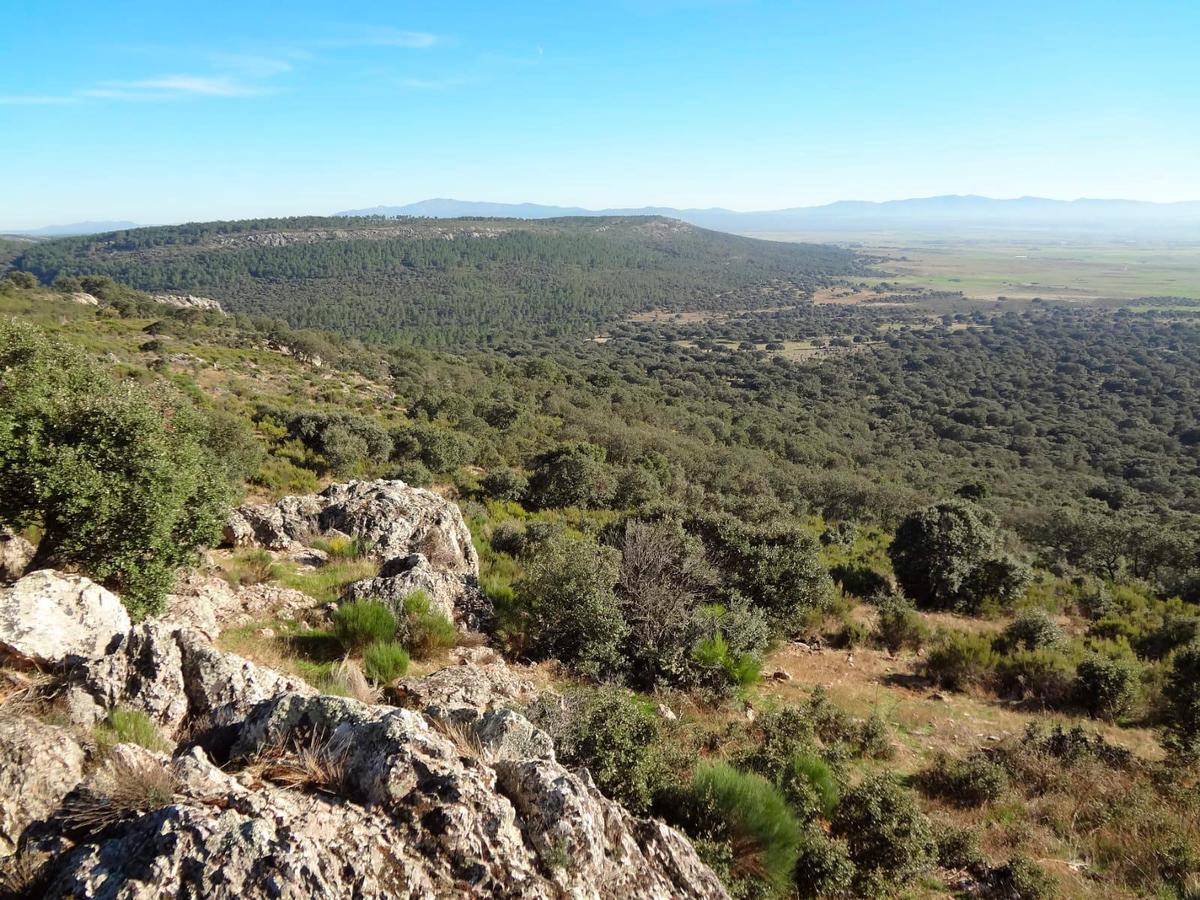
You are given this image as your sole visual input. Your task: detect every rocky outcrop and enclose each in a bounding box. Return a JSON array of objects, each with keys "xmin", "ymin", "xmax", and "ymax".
[
  {"xmin": 343, "ymin": 552, "xmax": 490, "ymax": 630},
  {"xmin": 62, "ymin": 622, "xmax": 313, "ymax": 736},
  {"xmin": 224, "ymin": 480, "xmax": 478, "ymax": 575},
  {"xmin": 393, "ymin": 659, "xmax": 539, "ymax": 720},
  {"xmin": 0, "ymin": 528, "xmax": 33, "ymax": 583},
  {"xmin": 162, "ymin": 570, "xmax": 317, "ymax": 639},
  {"xmin": 151, "ymin": 293, "xmax": 224, "ymax": 313},
  {"xmin": 0, "ymin": 570, "xmax": 130, "ymax": 666},
  {"xmin": 0, "ymin": 716, "xmax": 84, "ymax": 856}
]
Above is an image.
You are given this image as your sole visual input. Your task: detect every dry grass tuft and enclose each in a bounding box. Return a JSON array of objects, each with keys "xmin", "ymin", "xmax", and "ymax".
[
  {"xmin": 0, "ymin": 668, "xmax": 58, "ymax": 715},
  {"xmin": 61, "ymin": 754, "xmax": 180, "ymax": 837},
  {"xmin": 0, "ymin": 848, "xmax": 51, "ymax": 897},
  {"xmin": 329, "ymin": 657, "xmax": 379, "ymax": 704},
  {"xmin": 244, "ymin": 729, "xmax": 352, "ymax": 796},
  {"xmin": 431, "ymin": 715, "xmax": 491, "ymax": 763}
]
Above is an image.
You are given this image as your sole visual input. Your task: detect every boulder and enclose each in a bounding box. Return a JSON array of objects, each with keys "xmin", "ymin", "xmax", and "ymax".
[
  {"xmin": 393, "ymin": 661, "xmax": 538, "ymax": 719},
  {"xmin": 161, "ymin": 571, "xmax": 317, "ymax": 638},
  {"xmin": 0, "ymin": 570, "xmax": 130, "ymax": 666},
  {"xmin": 0, "ymin": 716, "xmax": 84, "ymax": 856},
  {"xmin": 63, "ymin": 623, "xmax": 313, "ymax": 736},
  {"xmin": 223, "ymin": 480, "xmax": 478, "ymax": 575},
  {"xmin": 342, "ymin": 553, "xmax": 488, "ymax": 630},
  {"xmin": 0, "ymin": 529, "xmax": 34, "ymax": 584}
]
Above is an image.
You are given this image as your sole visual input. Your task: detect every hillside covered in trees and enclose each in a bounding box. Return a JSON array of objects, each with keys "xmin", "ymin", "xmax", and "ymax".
[
  {"xmin": 2, "ymin": 230, "xmax": 1200, "ymax": 898},
  {"xmin": 12, "ymin": 216, "xmax": 866, "ymax": 345}
]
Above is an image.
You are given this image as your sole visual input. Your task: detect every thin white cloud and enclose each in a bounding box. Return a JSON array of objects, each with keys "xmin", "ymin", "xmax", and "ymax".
[
  {"xmin": 322, "ymin": 26, "xmax": 440, "ymax": 48},
  {"xmin": 0, "ymin": 95, "xmax": 79, "ymax": 105},
  {"xmin": 398, "ymin": 76, "xmax": 472, "ymax": 90},
  {"xmin": 95, "ymin": 75, "xmax": 265, "ymax": 97}
]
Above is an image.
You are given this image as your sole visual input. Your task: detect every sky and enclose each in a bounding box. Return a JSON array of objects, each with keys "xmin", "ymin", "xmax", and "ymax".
[{"xmin": 2, "ymin": 0, "xmax": 1199, "ymax": 228}]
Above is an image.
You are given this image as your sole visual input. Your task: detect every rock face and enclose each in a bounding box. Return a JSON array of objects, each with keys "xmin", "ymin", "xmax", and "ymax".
[
  {"xmin": 224, "ymin": 480, "xmax": 478, "ymax": 575},
  {"xmin": 161, "ymin": 570, "xmax": 317, "ymax": 639},
  {"xmin": 224, "ymin": 480, "xmax": 486, "ymax": 627},
  {"xmin": 0, "ymin": 570, "xmax": 130, "ymax": 665},
  {"xmin": 151, "ymin": 293, "xmax": 224, "ymax": 313},
  {"xmin": 63, "ymin": 622, "xmax": 313, "ymax": 737},
  {"xmin": 0, "ymin": 716, "xmax": 84, "ymax": 856},
  {"xmin": 0, "ymin": 528, "xmax": 34, "ymax": 583}
]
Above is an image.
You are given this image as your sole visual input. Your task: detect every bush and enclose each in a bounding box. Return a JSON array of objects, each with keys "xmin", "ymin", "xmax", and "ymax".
[
  {"xmin": 784, "ymin": 752, "xmax": 840, "ymax": 819},
  {"xmin": 987, "ymin": 854, "xmax": 1056, "ymax": 899},
  {"xmin": 516, "ymin": 534, "xmax": 626, "ymax": 676},
  {"xmin": 1075, "ymin": 654, "xmax": 1141, "ymax": 720},
  {"xmin": 690, "ymin": 631, "xmax": 762, "ymax": 693},
  {"xmin": 1163, "ymin": 641, "xmax": 1200, "ymax": 757},
  {"xmin": 526, "ymin": 442, "xmax": 613, "ymax": 509},
  {"xmin": 933, "ymin": 823, "xmax": 985, "ymax": 870},
  {"xmin": 793, "ymin": 825, "xmax": 855, "ymax": 898},
  {"xmin": 995, "ymin": 648, "xmax": 1076, "ymax": 706},
  {"xmin": 333, "ymin": 600, "xmax": 397, "ymax": 650},
  {"xmin": 362, "ymin": 641, "xmax": 409, "ymax": 683},
  {"xmin": 925, "ymin": 632, "xmax": 999, "ymax": 691},
  {"xmin": 401, "ymin": 591, "xmax": 457, "ymax": 658},
  {"xmin": 481, "ymin": 467, "xmax": 528, "ymax": 502},
  {"xmin": 488, "ymin": 520, "xmax": 526, "ymax": 556},
  {"xmin": 830, "ymin": 773, "xmax": 934, "ymax": 888},
  {"xmin": 874, "ymin": 592, "xmax": 927, "ymax": 653},
  {"xmin": 889, "ymin": 500, "xmax": 1029, "ymax": 613},
  {"xmin": 0, "ymin": 321, "xmax": 248, "ymax": 616},
  {"xmin": 686, "ymin": 762, "xmax": 803, "ymax": 897},
  {"xmin": 390, "ymin": 460, "xmax": 433, "ymax": 487},
  {"xmin": 1001, "ymin": 609, "xmax": 1065, "ymax": 651},
  {"xmin": 916, "ymin": 752, "xmax": 1008, "ymax": 807},
  {"xmin": 528, "ymin": 687, "xmax": 662, "ymax": 814}
]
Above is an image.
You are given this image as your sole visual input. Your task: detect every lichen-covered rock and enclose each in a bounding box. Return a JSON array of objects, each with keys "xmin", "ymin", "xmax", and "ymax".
[
  {"xmin": 162, "ymin": 571, "xmax": 317, "ymax": 638},
  {"xmin": 393, "ymin": 661, "xmax": 538, "ymax": 719},
  {"xmin": 342, "ymin": 553, "xmax": 487, "ymax": 630},
  {"xmin": 223, "ymin": 480, "xmax": 478, "ymax": 576},
  {"xmin": 63, "ymin": 623, "xmax": 312, "ymax": 735},
  {"xmin": 0, "ymin": 570, "xmax": 130, "ymax": 666},
  {"xmin": 0, "ymin": 529, "xmax": 34, "ymax": 584},
  {"xmin": 0, "ymin": 716, "xmax": 84, "ymax": 856}
]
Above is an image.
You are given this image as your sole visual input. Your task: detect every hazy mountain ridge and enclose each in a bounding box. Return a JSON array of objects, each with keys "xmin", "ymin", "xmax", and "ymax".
[{"xmin": 340, "ymin": 195, "xmax": 1200, "ymax": 236}]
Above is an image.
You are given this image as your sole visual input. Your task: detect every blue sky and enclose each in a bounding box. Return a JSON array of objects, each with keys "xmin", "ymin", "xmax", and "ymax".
[{"xmin": 2, "ymin": 0, "xmax": 1198, "ymax": 227}]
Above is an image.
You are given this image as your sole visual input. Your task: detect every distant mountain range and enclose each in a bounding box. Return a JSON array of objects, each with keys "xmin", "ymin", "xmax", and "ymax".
[
  {"xmin": 339, "ymin": 196, "xmax": 1200, "ymax": 236},
  {"xmin": 5, "ymin": 221, "xmax": 142, "ymax": 238},
  {"xmin": 11, "ymin": 196, "xmax": 1200, "ymax": 239}
]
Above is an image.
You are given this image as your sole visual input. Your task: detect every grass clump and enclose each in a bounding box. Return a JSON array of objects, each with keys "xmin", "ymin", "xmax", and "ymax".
[
  {"xmin": 402, "ymin": 590, "xmax": 457, "ymax": 659},
  {"xmin": 95, "ymin": 707, "xmax": 170, "ymax": 753},
  {"xmin": 62, "ymin": 754, "xmax": 179, "ymax": 837},
  {"xmin": 685, "ymin": 761, "xmax": 802, "ymax": 897},
  {"xmin": 363, "ymin": 641, "xmax": 410, "ymax": 683},
  {"xmin": 333, "ymin": 600, "xmax": 396, "ymax": 651}
]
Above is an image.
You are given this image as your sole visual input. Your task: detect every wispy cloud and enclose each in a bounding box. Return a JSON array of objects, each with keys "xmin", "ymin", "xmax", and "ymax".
[
  {"xmin": 0, "ymin": 95, "xmax": 80, "ymax": 105},
  {"xmin": 398, "ymin": 75, "xmax": 472, "ymax": 90},
  {"xmin": 87, "ymin": 75, "xmax": 267, "ymax": 98},
  {"xmin": 322, "ymin": 26, "xmax": 440, "ymax": 49}
]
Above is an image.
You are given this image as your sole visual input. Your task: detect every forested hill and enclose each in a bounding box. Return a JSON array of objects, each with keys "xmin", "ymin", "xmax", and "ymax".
[{"xmin": 13, "ymin": 215, "xmax": 866, "ymax": 345}]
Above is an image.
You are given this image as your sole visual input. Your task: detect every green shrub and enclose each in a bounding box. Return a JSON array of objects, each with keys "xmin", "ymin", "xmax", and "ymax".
[
  {"xmin": 401, "ymin": 591, "xmax": 457, "ymax": 658},
  {"xmin": 333, "ymin": 600, "xmax": 397, "ymax": 650},
  {"xmin": 488, "ymin": 520, "xmax": 526, "ymax": 556},
  {"xmin": 362, "ymin": 641, "xmax": 409, "ymax": 683},
  {"xmin": 916, "ymin": 752, "xmax": 1008, "ymax": 807},
  {"xmin": 995, "ymin": 648, "xmax": 1076, "ymax": 706},
  {"xmin": 830, "ymin": 773, "xmax": 934, "ymax": 889},
  {"xmin": 0, "ymin": 321, "xmax": 250, "ymax": 617},
  {"xmin": 831, "ymin": 616, "xmax": 870, "ymax": 649},
  {"xmin": 690, "ymin": 632, "xmax": 762, "ymax": 693},
  {"xmin": 784, "ymin": 752, "xmax": 840, "ymax": 819},
  {"xmin": 96, "ymin": 707, "xmax": 169, "ymax": 753},
  {"xmin": 925, "ymin": 632, "xmax": 998, "ymax": 691},
  {"xmin": 793, "ymin": 825, "xmax": 856, "ymax": 898},
  {"xmin": 1001, "ymin": 608, "xmax": 1065, "ymax": 651},
  {"xmin": 687, "ymin": 762, "xmax": 803, "ymax": 897},
  {"xmin": 874, "ymin": 592, "xmax": 927, "ymax": 653},
  {"xmin": 1075, "ymin": 654, "xmax": 1140, "ymax": 720},
  {"xmin": 1163, "ymin": 641, "xmax": 1200, "ymax": 757},
  {"xmin": 527, "ymin": 687, "xmax": 662, "ymax": 814},
  {"xmin": 987, "ymin": 854, "xmax": 1056, "ymax": 899},
  {"xmin": 390, "ymin": 460, "xmax": 433, "ymax": 487},
  {"xmin": 933, "ymin": 823, "xmax": 985, "ymax": 870},
  {"xmin": 889, "ymin": 500, "xmax": 1029, "ymax": 613},
  {"xmin": 481, "ymin": 467, "xmax": 529, "ymax": 502},
  {"xmin": 517, "ymin": 534, "xmax": 626, "ymax": 677}
]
